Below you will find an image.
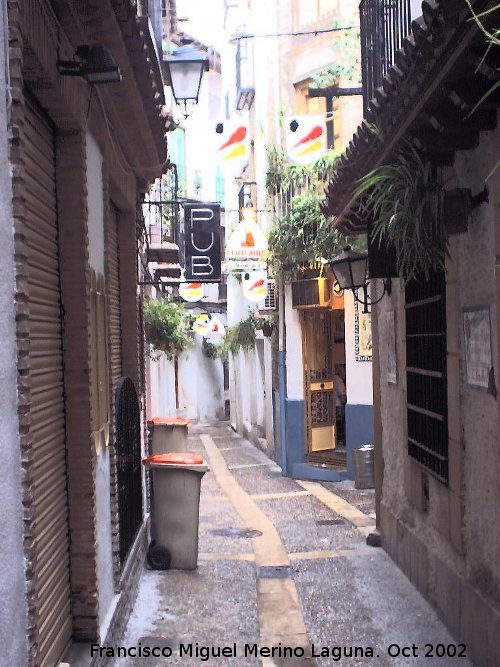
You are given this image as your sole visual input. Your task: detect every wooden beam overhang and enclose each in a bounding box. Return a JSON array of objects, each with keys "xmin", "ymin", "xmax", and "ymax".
[{"xmin": 323, "ymin": 0, "xmax": 500, "ymax": 234}]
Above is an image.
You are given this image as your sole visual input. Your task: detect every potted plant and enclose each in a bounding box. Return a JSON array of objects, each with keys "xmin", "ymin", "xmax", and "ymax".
[
  {"xmin": 353, "ymin": 139, "xmax": 448, "ymax": 282},
  {"xmin": 144, "ymin": 298, "xmax": 196, "ymax": 359}
]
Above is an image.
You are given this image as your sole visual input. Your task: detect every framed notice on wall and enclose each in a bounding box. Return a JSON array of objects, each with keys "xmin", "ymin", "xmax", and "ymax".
[
  {"xmin": 463, "ymin": 305, "xmax": 493, "ymax": 390},
  {"xmin": 385, "ymin": 310, "xmax": 397, "ymax": 384},
  {"xmin": 354, "ymin": 301, "xmax": 372, "ymax": 361}
]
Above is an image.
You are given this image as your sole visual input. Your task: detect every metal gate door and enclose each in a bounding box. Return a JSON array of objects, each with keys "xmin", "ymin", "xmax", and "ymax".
[
  {"xmin": 302, "ymin": 310, "xmax": 336, "ymax": 457},
  {"xmin": 25, "ymin": 97, "xmax": 72, "ymax": 665},
  {"xmin": 115, "ymin": 377, "xmax": 143, "ymax": 564}
]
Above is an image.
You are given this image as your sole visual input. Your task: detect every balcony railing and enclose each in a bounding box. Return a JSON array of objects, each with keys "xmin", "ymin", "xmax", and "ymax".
[{"xmin": 360, "ymin": 0, "xmax": 412, "ymax": 113}]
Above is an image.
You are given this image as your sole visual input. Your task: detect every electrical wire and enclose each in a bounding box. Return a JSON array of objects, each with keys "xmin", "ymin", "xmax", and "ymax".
[{"xmin": 230, "ymin": 25, "xmax": 357, "ymax": 41}]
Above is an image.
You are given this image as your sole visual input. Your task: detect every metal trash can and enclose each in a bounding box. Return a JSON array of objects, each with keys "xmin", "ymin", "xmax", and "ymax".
[
  {"xmin": 147, "ymin": 417, "xmax": 191, "ymax": 454},
  {"xmin": 353, "ymin": 444, "xmax": 375, "ymax": 489},
  {"xmin": 143, "ymin": 452, "xmax": 209, "ymax": 570}
]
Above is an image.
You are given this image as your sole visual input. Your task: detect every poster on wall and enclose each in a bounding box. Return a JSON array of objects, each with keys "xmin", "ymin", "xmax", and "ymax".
[
  {"xmin": 354, "ymin": 301, "xmax": 372, "ymax": 361},
  {"xmin": 385, "ymin": 310, "xmax": 397, "ymax": 383},
  {"xmin": 463, "ymin": 306, "xmax": 493, "ymax": 390}
]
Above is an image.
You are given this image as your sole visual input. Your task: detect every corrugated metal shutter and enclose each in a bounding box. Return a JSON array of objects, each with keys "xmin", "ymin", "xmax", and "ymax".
[
  {"xmin": 25, "ymin": 98, "xmax": 72, "ymax": 666},
  {"xmin": 108, "ymin": 203, "xmax": 122, "ymax": 392}
]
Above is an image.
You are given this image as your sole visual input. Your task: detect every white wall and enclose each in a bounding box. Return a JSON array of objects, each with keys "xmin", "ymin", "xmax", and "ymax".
[
  {"xmin": 149, "ymin": 315, "xmax": 226, "ymax": 423},
  {"xmin": 86, "ymin": 132, "xmax": 115, "ymax": 636},
  {"xmin": 344, "ymin": 290, "xmax": 373, "ymax": 405},
  {"xmin": 285, "ymin": 283, "xmax": 304, "ymax": 400},
  {"xmin": 0, "ymin": 7, "xmax": 28, "ymax": 660}
]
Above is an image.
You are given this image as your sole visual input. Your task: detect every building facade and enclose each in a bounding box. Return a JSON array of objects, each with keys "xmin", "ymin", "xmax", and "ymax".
[
  {"xmin": 322, "ymin": 0, "xmax": 500, "ymax": 663},
  {"xmin": 1, "ymin": 1, "xmax": 166, "ymax": 664}
]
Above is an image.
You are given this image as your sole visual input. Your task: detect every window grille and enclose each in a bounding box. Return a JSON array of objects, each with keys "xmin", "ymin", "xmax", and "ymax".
[{"xmin": 405, "ymin": 270, "xmax": 448, "ymax": 483}]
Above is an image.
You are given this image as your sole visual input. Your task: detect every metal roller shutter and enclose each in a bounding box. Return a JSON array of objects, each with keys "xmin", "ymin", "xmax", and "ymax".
[
  {"xmin": 108, "ymin": 202, "xmax": 122, "ymax": 392},
  {"xmin": 25, "ymin": 98, "xmax": 72, "ymax": 666}
]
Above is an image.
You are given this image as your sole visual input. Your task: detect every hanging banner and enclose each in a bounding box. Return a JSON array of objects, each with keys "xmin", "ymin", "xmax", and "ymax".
[
  {"xmin": 193, "ymin": 314, "xmax": 225, "ymax": 339},
  {"xmin": 285, "ymin": 115, "xmax": 326, "ymax": 165},
  {"xmin": 242, "ymin": 271, "xmax": 268, "ymax": 303},
  {"xmin": 225, "ymin": 219, "xmax": 267, "ymax": 261},
  {"xmin": 215, "ymin": 118, "xmax": 249, "ymax": 175},
  {"xmin": 184, "ymin": 203, "xmax": 221, "ymax": 282},
  {"xmin": 179, "ymin": 282, "xmax": 204, "ymax": 302}
]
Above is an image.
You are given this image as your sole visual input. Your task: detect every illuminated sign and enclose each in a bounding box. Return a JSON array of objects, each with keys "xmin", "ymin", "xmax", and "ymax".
[{"xmin": 184, "ymin": 203, "xmax": 221, "ymax": 282}]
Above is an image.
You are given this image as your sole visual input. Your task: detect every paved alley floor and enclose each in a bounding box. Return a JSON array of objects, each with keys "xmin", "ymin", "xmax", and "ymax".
[{"xmin": 111, "ymin": 423, "xmax": 473, "ymax": 667}]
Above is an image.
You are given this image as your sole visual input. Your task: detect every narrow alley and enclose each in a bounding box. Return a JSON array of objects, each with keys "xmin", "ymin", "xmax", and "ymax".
[{"xmin": 110, "ymin": 423, "xmax": 471, "ymax": 667}]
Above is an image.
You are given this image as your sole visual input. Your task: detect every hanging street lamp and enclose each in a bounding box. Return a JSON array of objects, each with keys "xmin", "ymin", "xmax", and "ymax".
[{"xmin": 164, "ymin": 42, "xmax": 209, "ymax": 118}]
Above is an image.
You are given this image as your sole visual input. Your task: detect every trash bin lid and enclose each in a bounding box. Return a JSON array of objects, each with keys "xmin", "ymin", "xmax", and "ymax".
[
  {"xmin": 147, "ymin": 417, "xmax": 191, "ymax": 426},
  {"xmin": 143, "ymin": 452, "xmax": 204, "ymax": 465}
]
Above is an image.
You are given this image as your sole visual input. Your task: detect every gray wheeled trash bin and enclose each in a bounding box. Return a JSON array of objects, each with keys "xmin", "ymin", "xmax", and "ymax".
[
  {"xmin": 353, "ymin": 444, "xmax": 375, "ymax": 489},
  {"xmin": 147, "ymin": 417, "xmax": 190, "ymax": 454},
  {"xmin": 144, "ymin": 452, "xmax": 209, "ymax": 570}
]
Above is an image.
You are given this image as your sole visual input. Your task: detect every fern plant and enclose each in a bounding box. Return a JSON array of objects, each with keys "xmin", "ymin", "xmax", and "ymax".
[{"xmin": 353, "ymin": 140, "xmax": 447, "ymax": 282}]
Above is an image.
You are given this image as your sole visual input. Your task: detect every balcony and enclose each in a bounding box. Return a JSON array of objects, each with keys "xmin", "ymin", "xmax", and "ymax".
[{"xmin": 360, "ymin": 0, "xmax": 413, "ymax": 113}]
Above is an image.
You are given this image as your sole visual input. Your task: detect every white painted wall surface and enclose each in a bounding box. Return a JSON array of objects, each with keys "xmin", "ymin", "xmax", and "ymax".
[
  {"xmin": 285, "ymin": 283, "xmax": 304, "ymax": 400},
  {"xmin": 86, "ymin": 132, "xmax": 115, "ymax": 635},
  {"xmin": 0, "ymin": 8, "xmax": 28, "ymax": 661},
  {"xmin": 344, "ymin": 290, "xmax": 373, "ymax": 405},
  {"xmin": 149, "ymin": 317, "xmax": 226, "ymax": 423}
]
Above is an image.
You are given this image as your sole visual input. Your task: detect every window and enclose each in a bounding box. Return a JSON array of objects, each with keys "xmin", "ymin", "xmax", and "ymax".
[
  {"xmin": 295, "ymin": 81, "xmax": 339, "ymax": 149},
  {"xmin": 297, "ymin": 0, "xmax": 338, "ymax": 25},
  {"xmin": 168, "ymin": 127, "xmax": 186, "ymax": 194},
  {"xmin": 405, "ymin": 270, "xmax": 448, "ymax": 483},
  {"xmin": 216, "ymin": 166, "xmax": 225, "ymax": 208}
]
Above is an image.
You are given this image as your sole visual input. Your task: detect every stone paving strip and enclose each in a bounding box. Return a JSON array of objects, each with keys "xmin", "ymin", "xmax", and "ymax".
[
  {"xmin": 297, "ymin": 480, "xmax": 376, "ymax": 538},
  {"xmin": 200, "ymin": 434, "xmax": 315, "ymax": 665}
]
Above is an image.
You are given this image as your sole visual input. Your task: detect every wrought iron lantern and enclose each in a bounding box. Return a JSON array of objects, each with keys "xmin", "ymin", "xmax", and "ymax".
[
  {"xmin": 165, "ymin": 43, "xmax": 209, "ymax": 118},
  {"xmin": 57, "ymin": 44, "xmax": 122, "ymax": 84},
  {"xmin": 327, "ymin": 248, "xmax": 391, "ymax": 313}
]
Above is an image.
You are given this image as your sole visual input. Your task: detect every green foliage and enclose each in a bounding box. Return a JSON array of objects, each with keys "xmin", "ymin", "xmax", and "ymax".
[
  {"xmin": 353, "ymin": 140, "xmax": 447, "ymax": 282},
  {"xmin": 201, "ymin": 338, "xmax": 220, "ymax": 359},
  {"xmin": 265, "ymin": 146, "xmax": 342, "ymax": 197},
  {"xmin": 311, "ymin": 21, "xmax": 361, "ymax": 87},
  {"xmin": 268, "ymin": 193, "xmax": 344, "ymax": 267},
  {"xmin": 144, "ymin": 298, "xmax": 196, "ymax": 359}
]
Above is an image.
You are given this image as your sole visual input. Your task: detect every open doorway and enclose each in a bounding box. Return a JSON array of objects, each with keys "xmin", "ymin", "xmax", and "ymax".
[{"xmin": 302, "ymin": 309, "xmax": 346, "ymax": 467}]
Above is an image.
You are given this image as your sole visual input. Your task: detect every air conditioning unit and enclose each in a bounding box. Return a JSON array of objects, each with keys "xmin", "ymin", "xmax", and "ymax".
[
  {"xmin": 291, "ymin": 278, "xmax": 331, "ymax": 309},
  {"xmin": 259, "ymin": 279, "xmax": 278, "ymax": 311}
]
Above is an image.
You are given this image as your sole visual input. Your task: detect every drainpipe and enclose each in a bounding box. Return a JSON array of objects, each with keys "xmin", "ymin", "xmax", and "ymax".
[{"xmin": 278, "ymin": 274, "xmax": 288, "ymax": 475}]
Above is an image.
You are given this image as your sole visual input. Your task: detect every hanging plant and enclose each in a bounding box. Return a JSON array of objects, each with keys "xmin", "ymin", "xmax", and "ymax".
[
  {"xmin": 201, "ymin": 338, "xmax": 220, "ymax": 359},
  {"xmin": 265, "ymin": 146, "xmax": 342, "ymax": 198},
  {"xmin": 144, "ymin": 298, "xmax": 196, "ymax": 360},
  {"xmin": 353, "ymin": 139, "xmax": 447, "ymax": 283},
  {"xmin": 267, "ymin": 193, "xmax": 351, "ymax": 270},
  {"xmin": 255, "ymin": 316, "xmax": 275, "ymax": 337}
]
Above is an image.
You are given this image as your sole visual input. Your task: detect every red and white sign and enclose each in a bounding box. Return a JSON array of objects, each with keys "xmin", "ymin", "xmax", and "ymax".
[
  {"xmin": 242, "ymin": 271, "xmax": 268, "ymax": 303},
  {"xmin": 225, "ymin": 219, "xmax": 268, "ymax": 261},
  {"xmin": 285, "ymin": 115, "xmax": 326, "ymax": 165},
  {"xmin": 179, "ymin": 282, "xmax": 204, "ymax": 303},
  {"xmin": 193, "ymin": 314, "xmax": 225, "ymax": 339},
  {"xmin": 215, "ymin": 119, "xmax": 249, "ymax": 175}
]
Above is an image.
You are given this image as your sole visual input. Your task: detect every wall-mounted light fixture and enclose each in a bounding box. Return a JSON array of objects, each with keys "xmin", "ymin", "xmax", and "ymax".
[
  {"xmin": 327, "ymin": 248, "xmax": 391, "ymax": 313},
  {"xmin": 57, "ymin": 44, "xmax": 122, "ymax": 84},
  {"xmin": 164, "ymin": 42, "xmax": 209, "ymax": 118}
]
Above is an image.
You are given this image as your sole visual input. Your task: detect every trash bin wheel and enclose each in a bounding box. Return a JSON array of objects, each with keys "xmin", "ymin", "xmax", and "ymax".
[{"xmin": 147, "ymin": 544, "xmax": 171, "ymax": 570}]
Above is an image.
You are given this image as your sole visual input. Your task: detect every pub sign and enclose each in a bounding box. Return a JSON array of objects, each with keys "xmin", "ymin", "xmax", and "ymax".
[{"xmin": 184, "ymin": 203, "xmax": 221, "ymax": 282}]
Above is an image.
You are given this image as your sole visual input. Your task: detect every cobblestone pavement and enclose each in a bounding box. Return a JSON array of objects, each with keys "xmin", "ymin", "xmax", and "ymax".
[{"xmin": 110, "ymin": 423, "xmax": 472, "ymax": 667}]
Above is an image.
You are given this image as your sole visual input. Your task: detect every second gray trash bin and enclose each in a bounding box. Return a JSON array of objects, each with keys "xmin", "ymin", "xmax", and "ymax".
[
  {"xmin": 147, "ymin": 417, "xmax": 191, "ymax": 454},
  {"xmin": 144, "ymin": 452, "xmax": 209, "ymax": 570}
]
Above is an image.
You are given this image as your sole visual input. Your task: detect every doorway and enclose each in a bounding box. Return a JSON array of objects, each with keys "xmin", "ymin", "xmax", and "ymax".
[{"xmin": 302, "ymin": 309, "xmax": 346, "ymax": 466}]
